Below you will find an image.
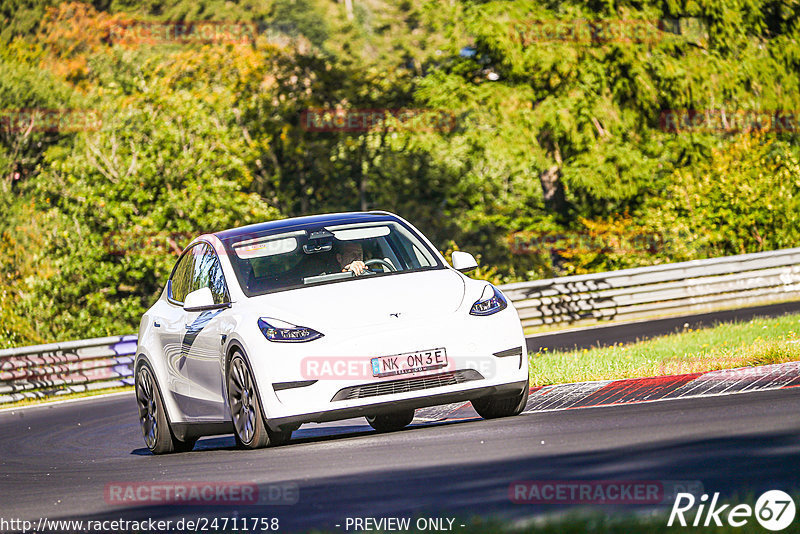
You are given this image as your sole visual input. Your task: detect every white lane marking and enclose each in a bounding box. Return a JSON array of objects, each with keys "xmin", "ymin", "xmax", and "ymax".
[
  {"xmin": 0, "ymin": 390, "xmax": 133, "ymax": 414},
  {"xmin": 415, "ymin": 401, "xmax": 469, "ymax": 422},
  {"xmin": 673, "ymin": 361, "xmax": 800, "ymax": 398},
  {"xmin": 524, "ymin": 381, "xmax": 611, "ymax": 412},
  {"xmin": 523, "ymin": 361, "xmax": 800, "ymax": 414}
]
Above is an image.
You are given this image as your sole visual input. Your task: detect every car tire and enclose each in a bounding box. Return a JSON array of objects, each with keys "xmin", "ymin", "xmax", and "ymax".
[
  {"xmin": 227, "ymin": 351, "xmax": 273, "ymax": 449},
  {"xmin": 365, "ymin": 410, "xmax": 415, "ymax": 432},
  {"xmin": 471, "ymin": 380, "xmax": 530, "ymax": 419},
  {"xmin": 135, "ymin": 362, "xmax": 196, "ymax": 454}
]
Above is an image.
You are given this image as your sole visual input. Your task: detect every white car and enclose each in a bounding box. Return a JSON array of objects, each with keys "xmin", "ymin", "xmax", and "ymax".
[{"xmin": 135, "ymin": 211, "xmax": 529, "ymax": 454}]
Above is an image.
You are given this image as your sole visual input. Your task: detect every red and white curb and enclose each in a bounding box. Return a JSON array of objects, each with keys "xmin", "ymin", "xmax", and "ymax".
[{"xmin": 415, "ymin": 361, "xmax": 800, "ymax": 422}]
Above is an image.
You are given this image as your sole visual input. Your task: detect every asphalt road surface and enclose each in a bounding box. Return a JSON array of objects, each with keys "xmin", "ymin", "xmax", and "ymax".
[{"xmin": 2, "ymin": 387, "xmax": 800, "ymax": 532}]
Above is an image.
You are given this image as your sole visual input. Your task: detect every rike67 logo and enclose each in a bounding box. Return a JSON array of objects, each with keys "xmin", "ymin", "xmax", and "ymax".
[{"xmin": 668, "ymin": 490, "xmax": 796, "ymax": 531}]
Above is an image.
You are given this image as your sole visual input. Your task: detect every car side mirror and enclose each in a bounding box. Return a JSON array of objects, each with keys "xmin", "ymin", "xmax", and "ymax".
[
  {"xmin": 184, "ymin": 287, "xmax": 216, "ymax": 311},
  {"xmin": 451, "ymin": 251, "xmax": 478, "ymax": 273}
]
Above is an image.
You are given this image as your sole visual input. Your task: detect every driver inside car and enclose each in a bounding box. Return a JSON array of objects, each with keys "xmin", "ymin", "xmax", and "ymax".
[{"xmin": 336, "ymin": 241, "xmax": 368, "ymax": 276}]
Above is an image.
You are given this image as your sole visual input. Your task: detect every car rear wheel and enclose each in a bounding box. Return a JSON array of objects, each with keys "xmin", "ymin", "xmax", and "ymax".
[
  {"xmin": 365, "ymin": 410, "xmax": 415, "ymax": 432},
  {"xmin": 471, "ymin": 380, "xmax": 530, "ymax": 419},
  {"xmin": 135, "ymin": 363, "xmax": 197, "ymax": 454}
]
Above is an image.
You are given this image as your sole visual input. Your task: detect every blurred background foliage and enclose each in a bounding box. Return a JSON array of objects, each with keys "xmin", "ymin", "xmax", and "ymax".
[{"xmin": 0, "ymin": 0, "xmax": 799, "ymax": 346}]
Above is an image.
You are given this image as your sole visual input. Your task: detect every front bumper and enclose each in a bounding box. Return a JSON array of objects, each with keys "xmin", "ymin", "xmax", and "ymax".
[
  {"xmin": 266, "ymin": 378, "xmax": 529, "ymax": 431},
  {"xmin": 236, "ymin": 308, "xmax": 529, "ymax": 430}
]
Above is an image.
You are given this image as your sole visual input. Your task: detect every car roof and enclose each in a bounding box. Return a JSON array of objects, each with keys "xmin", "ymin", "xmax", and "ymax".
[{"xmin": 214, "ymin": 211, "xmax": 399, "ymax": 242}]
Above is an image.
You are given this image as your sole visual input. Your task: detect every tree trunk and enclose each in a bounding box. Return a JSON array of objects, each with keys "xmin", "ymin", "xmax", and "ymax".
[
  {"xmin": 537, "ymin": 140, "xmax": 569, "ymax": 272},
  {"xmin": 537, "ymin": 137, "xmax": 568, "ymax": 217},
  {"xmin": 539, "ymin": 164, "xmax": 568, "ymax": 217}
]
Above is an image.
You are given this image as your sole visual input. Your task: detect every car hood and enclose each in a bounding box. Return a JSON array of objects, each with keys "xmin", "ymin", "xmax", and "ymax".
[{"xmin": 240, "ymin": 268, "xmax": 466, "ymax": 330}]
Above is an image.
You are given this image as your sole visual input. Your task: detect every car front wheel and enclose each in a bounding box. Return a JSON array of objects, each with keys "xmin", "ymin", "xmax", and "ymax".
[
  {"xmin": 471, "ymin": 380, "xmax": 530, "ymax": 419},
  {"xmin": 227, "ymin": 351, "xmax": 271, "ymax": 449},
  {"xmin": 365, "ymin": 410, "xmax": 415, "ymax": 432},
  {"xmin": 227, "ymin": 351, "xmax": 291, "ymax": 449}
]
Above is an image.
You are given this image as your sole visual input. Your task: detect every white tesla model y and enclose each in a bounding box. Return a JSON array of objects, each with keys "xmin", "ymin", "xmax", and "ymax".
[{"xmin": 135, "ymin": 211, "xmax": 529, "ymax": 454}]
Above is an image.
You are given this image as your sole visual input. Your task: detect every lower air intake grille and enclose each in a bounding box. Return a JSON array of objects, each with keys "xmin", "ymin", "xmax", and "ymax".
[{"xmin": 331, "ymin": 369, "xmax": 484, "ymax": 401}]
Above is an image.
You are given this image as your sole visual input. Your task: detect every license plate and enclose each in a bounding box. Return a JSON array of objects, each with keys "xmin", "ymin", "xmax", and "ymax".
[{"xmin": 371, "ymin": 348, "xmax": 448, "ymax": 378}]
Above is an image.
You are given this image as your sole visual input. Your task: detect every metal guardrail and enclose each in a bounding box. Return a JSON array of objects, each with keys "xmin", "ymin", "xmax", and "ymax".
[
  {"xmin": 503, "ymin": 247, "xmax": 800, "ymax": 330},
  {"xmin": 0, "ymin": 335, "xmax": 136, "ymax": 404},
  {"xmin": 2, "ymin": 247, "xmax": 800, "ymax": 404}
]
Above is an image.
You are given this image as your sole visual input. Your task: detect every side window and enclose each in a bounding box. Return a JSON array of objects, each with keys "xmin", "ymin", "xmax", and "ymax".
[
  {"xmin": 411, "ymin": 244, "xmax": 429, "ymax": 267},
  {"xmin": 169, "ymin": 248, "xmax": 195, "ymax": 303},
  {"xmin": 191, "ymin": 243, "xmax": 230, "ymax": 304}
]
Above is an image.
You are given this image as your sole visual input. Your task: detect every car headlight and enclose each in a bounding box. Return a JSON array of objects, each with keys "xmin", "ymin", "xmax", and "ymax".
[
  {"xmin": 469, "ymin": 285, "xmax": 508, "ymax": 316},
  {"xmin": 258, "ymin": 318, "xmax": 324, "ymax": 343}
]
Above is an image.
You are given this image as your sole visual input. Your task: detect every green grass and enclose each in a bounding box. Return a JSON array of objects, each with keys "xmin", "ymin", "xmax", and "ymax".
[{"xmin": 529, "ymin": 313, "xmax": 800, "ymax": 386}]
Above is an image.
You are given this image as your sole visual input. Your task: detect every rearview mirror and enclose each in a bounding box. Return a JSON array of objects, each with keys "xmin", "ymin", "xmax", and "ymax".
[
  {"xmin": 184, "ymin": 287, "xmax": 216, "ymax": 311},
  {"xmin": 451, "ymin": 250, "xmax": 478, "ymax": 273}
]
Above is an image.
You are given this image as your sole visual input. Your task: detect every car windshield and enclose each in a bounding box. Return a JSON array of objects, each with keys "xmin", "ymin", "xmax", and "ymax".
[{"xmin": 223, "ymin": 220, "xmax": 443, "ymax": 296}]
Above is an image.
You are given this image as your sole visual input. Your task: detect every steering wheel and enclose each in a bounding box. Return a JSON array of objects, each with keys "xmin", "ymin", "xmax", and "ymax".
[{"xmin": 365, "ymin": 258, "xmax": 397, "ymax": 272}]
